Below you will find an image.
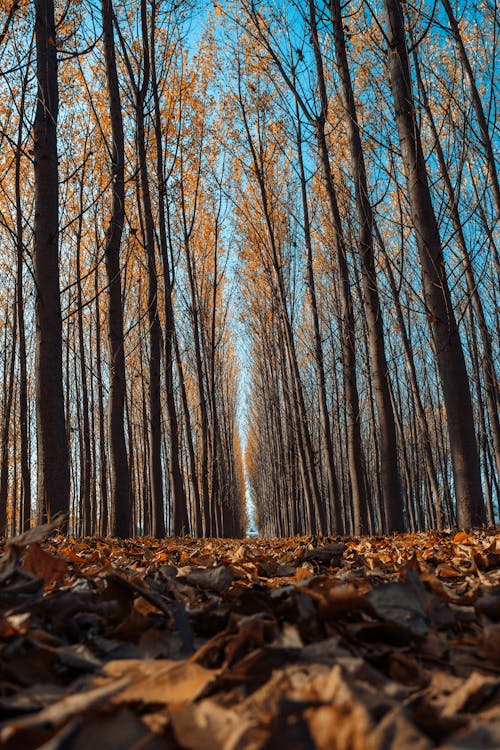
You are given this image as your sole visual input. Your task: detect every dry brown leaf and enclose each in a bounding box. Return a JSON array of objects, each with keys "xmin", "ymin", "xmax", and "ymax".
[
  {"xmin": 103, "ymin": 658, "xmax": 216, "ymax": 706},
  {"xmin": 171, "ymin": 699, "xmax": 266, "ymax": 750},
  {"xmin": 296, "ymin": 565, "xmax": 312, "ymax": 582},
  {"xmin": 22, "ymin": 543, "xmax": 68, "ymax": 584},
  {"xmin": 442, "ymin": 672, "xmax": 500, "ymax": 716},
  {"xmin": 307, "ymin": 703, "xmax": 373, "ymax": 750}
]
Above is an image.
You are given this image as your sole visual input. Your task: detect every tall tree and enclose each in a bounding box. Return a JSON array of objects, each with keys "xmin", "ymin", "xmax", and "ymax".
[
  {"xmin": 383, "ymin": 0, "xmax": 485, "ymax": 527},
  {"xmin": 150, "ymin": 3, "xmax": 189, "ymax": 536},
  {"xmin": 101, "ymin": 0, "xmax": 130, "ymax": 537},
  {"xmin": 119, "ymin": 0, "xmax": 165, "ymax": 537},
  {"xmin": 33, "ymin": 0, "xmax": 70, "ymax": 522},
  {"xmin": 330, "ymin": 0, "xmax": 404, "ymax": 532}
]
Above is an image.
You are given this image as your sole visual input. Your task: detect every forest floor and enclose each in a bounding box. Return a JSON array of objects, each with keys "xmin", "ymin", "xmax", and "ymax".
[{"xmin": 0, "ymin": 522, "xmax": 499, "ymax": 749}]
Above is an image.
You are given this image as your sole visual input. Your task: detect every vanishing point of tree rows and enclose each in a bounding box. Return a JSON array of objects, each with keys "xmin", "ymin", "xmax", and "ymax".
[{"xmin": 0, "ymin": 0, "xmax": 498, "ymax": 539}]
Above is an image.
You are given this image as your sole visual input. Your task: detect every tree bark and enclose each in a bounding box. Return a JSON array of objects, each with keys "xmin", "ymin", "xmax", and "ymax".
[
  {"xmin": 330, "ymin": 0, "xmax": 404, "ymax": 531},
  {"xmin": 412, "ymin": 44, "xmax": 500, "ymax": 500},
  {"xmin": 384, "ymin": 0, "xmax": 485, "ymax": 527},
  {"xmin": 295, "ymin": 98, "xmax": 341, "ymax": 533},
  {"xmin": 101, "ymin": 0, "xmax": 130, "ymax": 537},
  {"xmin": 307, "ymin": 0, "xmax": 368, "ymax": 534},
  {"xmin": 0, "ymin": 309, "xmax": 16, "ymax": 534},
  {"xmin": 94, "ymin": 242, "xmax": 109, "ymax": 536},
  {"xmin": 75, "ymin": 162, "xmax": 92, "ymax": 535},
  {"xmin": 33, "ymin": 0, "xmax": 70, "ymax": 522},
  {"xmin": 150, "ymin": 8, "xmax": 188, "ymax": 537},
  {"xmin": 15, "ymin": 64, "xmax": 31, "ymax": 531}
]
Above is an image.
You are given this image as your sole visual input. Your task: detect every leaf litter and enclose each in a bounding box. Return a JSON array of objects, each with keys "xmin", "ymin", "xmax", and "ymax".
[{"xmin": 0, "ymin": 522, "xmax": 499, "ymax": 749}]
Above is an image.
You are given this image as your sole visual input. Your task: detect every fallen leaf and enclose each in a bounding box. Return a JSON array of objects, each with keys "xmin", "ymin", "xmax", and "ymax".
[
  {"xmin": 366, "ymin": 572, "xmax": 430, "ymax": 637},
  {"xmin": 170, "ymin": 699, "xmax": 258, "ymax": 750},
  {"xmin": 442, "ymin": 672, "xmax": 500, "ymax": 716},
  {"xmin": 103, "ymin": 658, "xmax": 216, "ymax": 705},
  {"xmin": 22, "ymin": 543, "xmax": 68, "ymax": 585},
  {"xmin": 181, "ymin": 565, "xmax": 234, "ymax": 592}
]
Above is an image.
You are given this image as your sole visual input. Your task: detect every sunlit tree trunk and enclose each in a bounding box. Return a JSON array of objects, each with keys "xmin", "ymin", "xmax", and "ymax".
[
  {"xmin": 306, "ymin": 0, "xmax": 368, "ymax": 534},
  {"xmin": 173, "ymin": 327, "xmax": 200, "ymax": 535},
  {"xmin": 182, "ymin": 221, "xmax": 210, "ymax": 535}
]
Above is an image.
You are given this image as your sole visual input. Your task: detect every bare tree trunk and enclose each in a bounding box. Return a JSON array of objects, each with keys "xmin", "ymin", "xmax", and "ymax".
[
  {"xmin": 209, "ymin": 208, "xmax": 222, "ymax": 536},
  {"xmin": 412, "ymin": 44, "xmax": 500, "ymax": 496},
  {"xmin": 101, "ymin": 0, "xmax": 130, "ymax": 537},
  {"xmin": 137, "ymin": 101, "xmax": 164, "ymax": 538},
  {"xmin": 150, "ymin": 7, "xmax": 188, "ymax": 537},
  {"xmin": 126, "ymin": 0, "xmax": 165, "ymax": 539},
  {"xmin": 88, "ymin": 321, "xmax": 97, "ymax": 534},
  {"xmin": 0, "ymin": 308, "xmax": 16, "ymax": 534},
  {"xmin": 15, "ymin": 62, "xmax": 31, "ymax": 531},
  {"xmin": 64, "ymin": 317, "xmax": 72, "ymax": 530},
  {"xmin": 183, "ymin": 230, "xmax": 211, "ymax": 535},
  {"xmin": 384, "ymin": 0, "xmax": 485, "ymax": 527},
  {"xmin": 376, "ymin": 224, "xmax": 443, "ymax": 526},
  {"xmin": 295, "ymin": 99, "xmax": 341, "ymax": 533},
  {"xmin": 306, "ymin": 0, "xmax": 368, "ymax": 534},
  {"xmin": 33, "ymin": 0, "xmax": 69, "ymax": 522},
  {"xmin": 330, "ymin": 0, "xmax": 404, "ymax": 531},
  {"xmin": 467, "ymin": 308, "xmax": 495, "ymax": 525},
  {"xmin": 75, "ymin": 161, "xmax": 92, "ymax": 535},
  {"xmin": 315, "ymin": 122, "xmax": 368, "ymax": 535},
  {"xmin": 94, "ymin": 245, "xmax": 109, "ymax": 535},
  {"xmin": 173, "ymin": 328, "xmax": 199, "ymax": 535}
]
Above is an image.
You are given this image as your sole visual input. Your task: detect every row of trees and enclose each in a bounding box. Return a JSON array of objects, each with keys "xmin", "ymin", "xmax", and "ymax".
[
  {"xmin": 0, "ymin": 0, "xmax": 498, "ymax": 538},
  {"xmin": 0, "ymin": 0, "xmax": 246, "ymax": 537},
  {"xmin": 236, "ymin": 0, "xmax": 499, "ymax": 535}
]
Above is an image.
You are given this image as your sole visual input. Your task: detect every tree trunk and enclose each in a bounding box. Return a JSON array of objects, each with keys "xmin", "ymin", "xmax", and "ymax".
[
  {"xmin": 33, "ymin": 0, "xmax": 69, "ymax": 522},
  {"xmin": 384, "ymin": 0, "xmax": 485, "ymax": 527},
  {"xmin": 412, "ymin": 44, "xmax": 500, "ymax": 499},
  {"xmin": 376, "ymin": 223, "xmax": 443, "ymax": 526},
  {"xmin": 330, "ymin": 0, "xmax": 404, "ymax": 531},
  {"xmin": 15, "ymin": 66, "xmax": 31, "ymax": 531},
  {"xmin": 94, "ymin": 245, "xmax": 109, "ymax": 536},
  {"xmin": 0, "ymin": 309, "xmax": 16, "ymax": 534},
  {"xmin": 101, "ymin": 0, "xmax": 130, "ymax": 537},
  {"xmin": 75, "ymin": 163, "xmax": 92, "ymax": 535},
  {"xmin": 150, "ymin": 10, "xmax": 188, "ymax": 537},
  {"xmin": 295, "ymin": 98, "xmax": 341, "ymax": 533},
  {"xmin": 306, "ymin": 0, "xmax": 368, "ymax": 533}
]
